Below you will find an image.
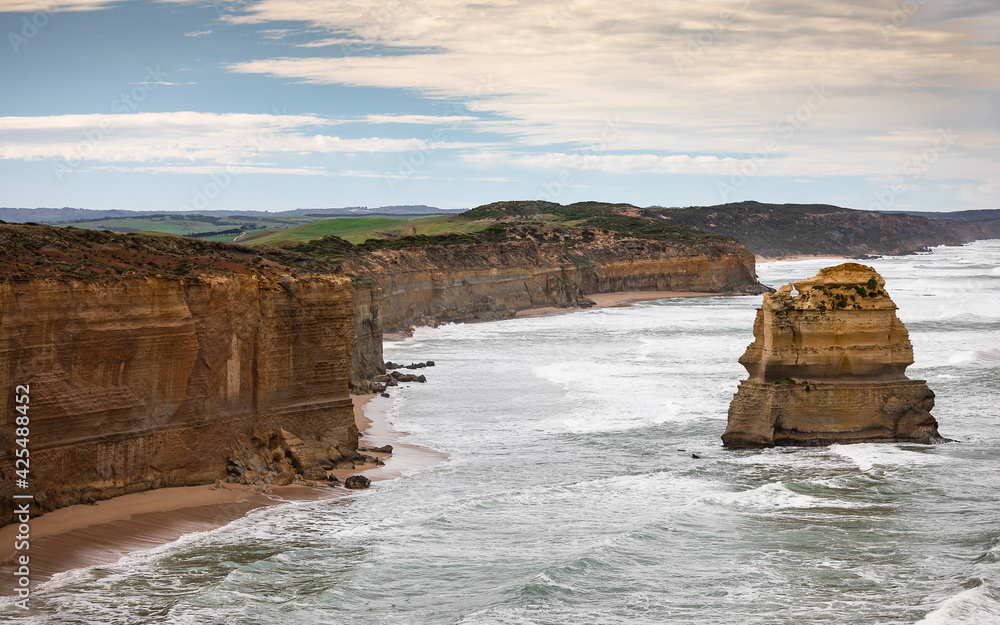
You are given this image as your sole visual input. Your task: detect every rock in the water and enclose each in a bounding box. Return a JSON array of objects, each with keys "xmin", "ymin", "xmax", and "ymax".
[
  {"xmin": 723, "ymin": 263, "xmax": 945, "ymax": 448},
  {"xmin": 344, "ymin": 475, "xmax": 371, "ymax": 489}
]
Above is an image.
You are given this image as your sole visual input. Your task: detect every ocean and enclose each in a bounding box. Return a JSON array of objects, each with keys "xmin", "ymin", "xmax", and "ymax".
[{"xmin": 6, "ymin": 241, "xmax": 1000, "ymax": 624}]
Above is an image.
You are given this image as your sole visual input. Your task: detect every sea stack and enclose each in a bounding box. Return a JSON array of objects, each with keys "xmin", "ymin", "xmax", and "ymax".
[{"xmin": 723, "ymin": 263, "xmax": 944, "ymax": 448}]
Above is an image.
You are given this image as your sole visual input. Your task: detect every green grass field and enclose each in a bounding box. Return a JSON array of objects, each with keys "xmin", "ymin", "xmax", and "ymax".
[
  {"xmin": 244, "ymin": 215, "xmax": 490, "ymax": 246},
  {"xmin": 52, "ymin": 214, "xmax": 319, "ymax": 237}
]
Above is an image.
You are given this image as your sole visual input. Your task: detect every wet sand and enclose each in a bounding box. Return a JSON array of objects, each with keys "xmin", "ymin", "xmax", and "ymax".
[
  {"xmin": 0, "ymin": 394, "xmax": 445, "ymax": 591},
  {"xmin": 756, "ymin": 254, "xmax": 849, "ymax": 263}
]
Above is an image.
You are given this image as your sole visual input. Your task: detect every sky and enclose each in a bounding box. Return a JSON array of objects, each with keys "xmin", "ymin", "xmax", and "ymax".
[{"xmin": 0, "ymin": 0, "xmax": 997, "ymax": 213}]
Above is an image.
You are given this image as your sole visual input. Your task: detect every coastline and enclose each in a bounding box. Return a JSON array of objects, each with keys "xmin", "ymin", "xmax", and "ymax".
[
  {"xmin": 1, "ymin": 287, "xmax": 746, "ymax": 592},
  {"xmin": 0, "ymin": 394, "xmax": 445, "ymax": 592},
  {"xmin": 755, "ymin": 254, "xmax": 850, "ymax": 263},
  {"xmin": 515, "ymin": 290, "xmax": 728, "ymax": 319}
]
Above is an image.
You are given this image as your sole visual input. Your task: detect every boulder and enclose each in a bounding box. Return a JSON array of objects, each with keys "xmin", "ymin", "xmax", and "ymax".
[
  {"xmin": 302, "ymin": 467, "xmax": 328, "ymax": 481},
  {"xmin": 272, "ymin": 471, "xmax": 296, "ymax": 486},
  {"xmin": 344, "ymin": 475, "xmax": 371, "ymax": 489},
  {"xmin": 723, "ymin": 263, "xmax": 946, "ymax": 448}
]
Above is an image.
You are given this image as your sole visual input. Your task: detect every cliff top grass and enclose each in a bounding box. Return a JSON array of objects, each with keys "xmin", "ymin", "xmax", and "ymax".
[
  {"xmin": 0, "ymin": 222, "xmax": 343, "ymax": 281},
  {"xmin": 457, "ymin": 201, "xmax": 733, "ymax": 243},
  {"xmin": 243, "ymin": 215, "xmax": 490, "ymax": 246}
]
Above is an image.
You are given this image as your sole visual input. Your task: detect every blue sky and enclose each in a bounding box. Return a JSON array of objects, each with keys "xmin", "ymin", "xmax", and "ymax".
[{"xmin": 0, "ymin": 0, "xmax": 997, "ymax": 212}]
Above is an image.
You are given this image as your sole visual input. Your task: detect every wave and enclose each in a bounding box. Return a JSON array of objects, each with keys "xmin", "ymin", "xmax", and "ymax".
[
  {"xmin": 699, "ymin": 480, "xmax": 872, "ymax": 511},
  {"xmin": 915, "ymin": 583, "xmax": 1000, "ymax": 625},
  {"xmin": 828, "ymin": 443, "xmax": 947, "ymax": 473}
]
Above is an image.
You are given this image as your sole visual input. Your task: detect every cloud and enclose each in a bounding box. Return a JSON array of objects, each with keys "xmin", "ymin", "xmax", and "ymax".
[
  {"xmin": 223, "ymin": 0, "xmax": 1000, "ymax": 190},
  {"xmin": 0, "ymin": 111, "xmax": 488, "ymax": 165},
  {"xmin": 0, "ymin": 0, "xmax": 125, "ymax": 11},
  {"xmin": 360, "ymin": 114, "xmax": 480, "ymax": 125}
]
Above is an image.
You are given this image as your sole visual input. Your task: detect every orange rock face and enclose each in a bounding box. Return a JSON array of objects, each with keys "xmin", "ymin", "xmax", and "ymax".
[
  {"xmin": 0, "ymin": 273, "xmax": 358, "ymax": 524},
  {"xmin": 344, "ymin": 238, "xmax": 764, "ymax": 330},
  {"xmin": 723, "ymin": 263, "xmax": 944, "ymax": 448}
]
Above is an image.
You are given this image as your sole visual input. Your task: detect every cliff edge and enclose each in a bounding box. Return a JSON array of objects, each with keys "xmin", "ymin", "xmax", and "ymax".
[
  {"xmin": 319, "ymin": 202, "xmax": 769, "ymax": 331},
  {"xmin": 0, "ymin": 224, "xmax": 361, "ymax": 524},
  {"xmin": 722, "ymin": 263, "xmax": 944, "ymax": 447}
]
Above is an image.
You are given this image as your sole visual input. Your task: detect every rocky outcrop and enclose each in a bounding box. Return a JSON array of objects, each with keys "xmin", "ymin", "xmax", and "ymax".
[
  {"xmin": 0, "ymin": 227, "xmax": 362, "ymax": 524},
  {"xmin": 723, "ymin": 263, "xmax": 944, "ymax": 447},
  {"xmin": 342, "ymin": 238, "xmax": 764, "ymax": 330}
]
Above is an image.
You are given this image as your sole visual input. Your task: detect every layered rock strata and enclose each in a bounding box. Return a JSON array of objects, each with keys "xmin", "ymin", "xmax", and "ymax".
[
  {"xmin": 723, "ymin": 263, "xmax": 943, "ymax": 447},
  {"xmin": 342, "ymin": 238, "xmax": 765, "ymax": 331},
  {"xmin": 0, "ymin": 227, "xmax": 362, "ymax": 525}
]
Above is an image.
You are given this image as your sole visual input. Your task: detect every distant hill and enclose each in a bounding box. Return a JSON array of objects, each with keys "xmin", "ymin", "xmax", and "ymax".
[
  {"xmin": 652, "ymin": 201, "xmax": 1000, "ymax": 257},
  {"xmin": 0, "ymin": 205, "xmax": 458, "ymax": 225},
  {"xmin": 883, "ymin": 209, "xmax": 1000, "ymax": 222},
  {"xmin": 249, "ymin": 200, "xmax": 1000, "ymax": 257},
  {"xmin": 6, "ymin": 201, "xmax": 997, "ymax": 258}
]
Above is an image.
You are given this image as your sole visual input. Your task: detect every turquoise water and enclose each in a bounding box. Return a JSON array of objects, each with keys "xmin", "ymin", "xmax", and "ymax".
[{"xmin": 5, "ymin": 241, "xmax": 1000, "ymax": 624}]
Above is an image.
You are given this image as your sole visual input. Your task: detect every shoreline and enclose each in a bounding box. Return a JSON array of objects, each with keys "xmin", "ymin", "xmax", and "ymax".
[
  {"xmin": 756, "ymin": 254, "xmax": 850, "ymax": 263},
  {"xmin": 0, "ymin": 394, "xmax": 445, "ymax": 593},
  {"xmin": 515, "ymin": 290, "xmax": 729, "ymax": 319}
]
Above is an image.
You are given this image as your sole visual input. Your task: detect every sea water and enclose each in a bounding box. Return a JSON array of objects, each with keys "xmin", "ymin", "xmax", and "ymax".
[{"xmin": 6, "ymin": 241, "xmax": 1000, "ymax": 624}]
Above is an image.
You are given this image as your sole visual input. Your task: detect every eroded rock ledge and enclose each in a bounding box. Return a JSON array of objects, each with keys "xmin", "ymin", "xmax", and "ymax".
[{"xmin": 722, "ymin": 263, "xmax": 945, "ymax": 448}]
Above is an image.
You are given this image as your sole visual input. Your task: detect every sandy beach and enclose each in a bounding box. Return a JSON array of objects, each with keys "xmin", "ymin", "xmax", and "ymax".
[
  {"xmin": 755, "ymin": 254, "xmax": 850, "ymax": 263},
  {"xmin": 515, "ymin": 290, "xmax": 728, "ymax": 319},
  {"xmin": 0, "ymin": 394, "xmax": 445, "ymax": 592}
]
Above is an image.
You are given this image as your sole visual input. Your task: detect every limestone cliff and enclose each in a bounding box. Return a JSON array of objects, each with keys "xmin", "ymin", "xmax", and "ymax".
[
  {"xmin": 342, "ymin": 238, "xmax": 764, "ymax": 331},
  {"xmin": 723, "ymin": 263, "xmax": 944, "ymax": 447},
  {"xmin": 0, "ymin": 225, "xmax": 359, "ymax": 525}
]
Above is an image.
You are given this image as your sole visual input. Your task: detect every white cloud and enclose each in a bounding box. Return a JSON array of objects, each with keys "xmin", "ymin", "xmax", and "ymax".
[
  {"xmin": 93, "ymin": 164, "xmax": 328, "ymax": 176},
  {"xmin": 0, "ymin": 112, "xmax": 489, "ymax": 165},
  {"xmin": 361, "ymin": 114, "xmax": 479, "ymax": 125},
  {"xmin": 0, "ymin": 0, "xmax": 125, "ymax": 11},
  {"xmin": 223, "ymin": 0, "xmax": 1000, "ymax": 189}
]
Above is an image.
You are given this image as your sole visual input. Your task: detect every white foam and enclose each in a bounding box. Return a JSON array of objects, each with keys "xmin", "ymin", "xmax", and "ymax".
[
  {"xmin": 701, "ymin": 481, "xmax": 864, "ymax": 510},
  {"xmin": 975, "ymin": 349, "xmax": 1000, "ymax": 363},
  {"xmin": 915, "ymin": 585, "xmax": 1000, "ymax": 625},
  {"xmin": 828, "ymin": 444, "xmax": 945, "ymax": 473},
  {"xmin": 949, "ymin": 351, "xmax": 977, "ymax": 364}
]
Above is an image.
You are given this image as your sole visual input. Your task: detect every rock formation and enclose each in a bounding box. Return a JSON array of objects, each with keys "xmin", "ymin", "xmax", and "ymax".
[
  {"xmin": 342, "ymin": 238, "xmax": 766, "ymax": 331},
  {"xmin": 0, "ymin": 225, "xmax": 362, "ymax": 525},
  {"xmin": 723, "ymin": 263, "xmax": 944, "ymax": 448}
]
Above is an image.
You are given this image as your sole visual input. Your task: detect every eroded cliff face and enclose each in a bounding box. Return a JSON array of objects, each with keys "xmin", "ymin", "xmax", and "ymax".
[
  {"xmin": 723, "ymin": 263, "xmax": 943, "ymax": 448},
  {"xmin": 350, "ymin": 281, "xmax": 386, "ymax": 390},
  {"xmin": 0, "ymin": 272, "xmax": 358, "ymax": 524},
  {"xmin": 343, "ymin": 238, "xmax": 763, "ymax": 330}
]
